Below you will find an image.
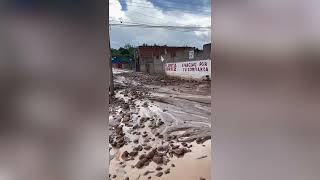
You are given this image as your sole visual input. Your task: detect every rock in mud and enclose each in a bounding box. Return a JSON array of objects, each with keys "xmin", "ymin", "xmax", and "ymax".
[
  {"xmin": 144, "ymin": 145, "xmax": 152, "ymax": 150},
  {"xmin": 197, "ymin": 155, "xmax": 208, "ymax": 159},
  {"xmin": 125, "ymin": 177, "xmax": 129, "ymax": 180},
  {"xmin": 157, "ymin": 145, "xmax": 169, "ymax": 152},
  {"xmin": 146, "ymin": 149, "xmax": 157, "ymax": 159},
  {"xmin": 162, "ymin": 156, "xmax": 170, "ymax": 165},
  {"xmin": 182, "ymin": 142, "xmax": 188, "ymax": 147},
  {"xmin": 122, "ymin": 115, "xmax": 130, "ymax": 122},
  {"xmin": 156, "ymin": 166, "xmax": 162, "ymax": 171},
  {"xmin": 172, "ymin": 148, "xmax": 187, "ymax": 156},
  {"xmin": 121, "ymin": 151, "xmax": 129, "ymax": 160},
  {"xmin": 171, "ymin": 164, "xmax": 175, "ymax": 167},
  {"xmin": 170, "ymin": 144, "xmax": 180, "ymax": 149},
  {"xmin": 133, "ymin": 145, "xmax": 143, "ymax": 151},
  {"xmin": 196, "ymin": 135, "xmax": 211, "ymax": 144},
  {"xmin": 123, "ymin": 103, "xmax": 130, "ymax": 109},
  {"xmin": 142, "ymin": 102, "xmax": 148, "ymax": 107},
  {"xmin": 143, "ymin": 170, "xmax": 154, "ymax": 176},
  {"xmin": 200, "ymin": 178, "xmax": 206, "ymax": 180},
  {"xmin": 129, "ymin": 151, "xmax": 138, "ymax": 157},
  {"xmin": 164, "ymin": 168, "xmax": 170, "ymax": 174},
  {"xmin": 133, "ymin": 138, "xmax": 139, "ymax": 144},
  {"xmin": 142, "ymin": 134, "xmax": 148, "ymax": 138},
  {"xmin": 133, "ymin": 124, "xmax": 139, "ymax": 129},
  {"xmin": 139, "ymin": 154, "xmax": 146, "ymax": 160},
  {"xmin": 152, "ymin": 155, "xmax": 163, "ymax": 164},
  {"xmin": 135, "ymin": 158, "xmax": 148, "ymax": 168},
  {"xmin": 144, "ymin": 161, "xmax": 150, "ymax": 166},
  {"xmin": 155, "ymin": 172, "xmax": 163, "ymax": 177}
]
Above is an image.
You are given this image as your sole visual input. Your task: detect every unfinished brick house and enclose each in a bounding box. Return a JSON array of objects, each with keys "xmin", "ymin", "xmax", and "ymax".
[{"xmin": 134, "ymin": 45, "xmax": 194, "ymax": 74}]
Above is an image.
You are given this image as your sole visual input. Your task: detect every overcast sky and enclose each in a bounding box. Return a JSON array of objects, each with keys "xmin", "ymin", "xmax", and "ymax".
[{"xmin": 109, "ymin": 0, "xmax": 211, "ymax": 49}]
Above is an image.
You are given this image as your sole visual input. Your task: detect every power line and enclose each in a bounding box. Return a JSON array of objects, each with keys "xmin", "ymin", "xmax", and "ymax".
[
  {"xmin": 110, "ymin": 20, "xmax": 210, "ymax": 31},
  {"xmin": 109, "ymin": 23, "xmax": 211, "ymax": 31},
  {"xmin": 110, "ymin": 22, "xmax": 210, "ymax": 29}
]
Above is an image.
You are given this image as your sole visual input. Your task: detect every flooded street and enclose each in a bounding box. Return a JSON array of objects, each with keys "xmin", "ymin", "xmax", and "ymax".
[{"xmin": 109, "ymin": 69, "xmax": 211, "ymax": 180}]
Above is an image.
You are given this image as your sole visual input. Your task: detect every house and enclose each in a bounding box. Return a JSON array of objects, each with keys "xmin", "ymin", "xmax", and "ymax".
[
  {"xmin": 112, "ymin": 56, "xmax": 133, "ymax": 69},
  {"xmin": 134, "ymin": 45, "xmax": 194, "ymax": 74},
  {"xmin": 202, "ymin": 43, "xmax": 211, "ymax": 59}
]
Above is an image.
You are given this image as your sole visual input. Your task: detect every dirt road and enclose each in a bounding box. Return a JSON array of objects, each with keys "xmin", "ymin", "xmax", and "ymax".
[{"xmin": 109, "ymin": 69, "xmax": 211, "ymax": 180}]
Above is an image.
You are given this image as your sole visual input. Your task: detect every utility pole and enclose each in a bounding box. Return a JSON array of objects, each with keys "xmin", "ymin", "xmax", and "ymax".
[
  {"xmin": 108, "ymin": 25, "xmax": 114, "ymax": 97},
  {"xmin": 109, "ymin": 40, "xmax": 114, "ymax": 96}
]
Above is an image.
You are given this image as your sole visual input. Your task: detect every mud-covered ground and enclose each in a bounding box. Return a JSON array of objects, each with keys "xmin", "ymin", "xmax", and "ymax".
[{"xmin": 109, "ymin": 69, "xmax": 211, "ymax": 180}]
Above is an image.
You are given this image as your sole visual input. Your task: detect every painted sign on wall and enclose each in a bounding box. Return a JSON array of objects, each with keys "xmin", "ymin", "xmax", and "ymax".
[{"xmin": 165, "ymin": 60, "xmax": 211, "ymax": 80}]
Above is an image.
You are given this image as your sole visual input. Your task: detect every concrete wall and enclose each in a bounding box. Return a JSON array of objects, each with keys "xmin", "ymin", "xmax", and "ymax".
[{"xmin": 165, "ymin": 60, "xmax": 211, "ymax": 80}]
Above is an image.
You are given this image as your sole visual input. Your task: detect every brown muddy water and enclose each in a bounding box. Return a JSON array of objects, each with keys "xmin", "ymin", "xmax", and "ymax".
[
  {"xmin": 109, "ymin": 140, "xmax": 211, "ymax": 180},
  {"xmin": 109, "ymin": 70, "xmax": 211, "ymax": 180}
]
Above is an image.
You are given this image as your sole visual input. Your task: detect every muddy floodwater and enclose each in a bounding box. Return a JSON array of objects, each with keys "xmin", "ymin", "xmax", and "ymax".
[{"xmin": 109, "ymin": 69, "xmax": 211, "ymax": 180}]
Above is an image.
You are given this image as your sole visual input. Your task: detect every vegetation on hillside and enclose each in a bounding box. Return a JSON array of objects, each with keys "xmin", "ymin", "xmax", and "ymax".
[{"xmin": 111, "ymin": 44, "xmax": 135, "ymax": 58}]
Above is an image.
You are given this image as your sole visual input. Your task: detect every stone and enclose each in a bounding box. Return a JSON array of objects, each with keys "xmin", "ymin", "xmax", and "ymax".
[
  {"xmin": 200, "ymin": 178, "xmax": 206, "ymax": 180},
  {"xmin": 144, "ymin": 145, "xmax": 152, "ymax": 150},
  {"xmin": 171, "ymin": 164, "xmax": 175, "ymax": 167},
  {"xmin": 133, "ymin": 124, "xmax": 139, "ymax": 129},
  {"xmin": 164, "ymin": 168, "xmax": 170, "ymax": 174},
  {"xmin": 122, "ymin": 116, "xmax": 130, "ymax": 122},
  {"xmin": 121, "ymin": 151, "xmax": 129, "ymax": 160},
  {"xmin": 135, "ymin": 158, "xmax": 148, "ymax": 168},
  {"xmin": 129, "ymin": 151, "xmax": 138, "ymax": 157},
  {"xmin": 157, "ymin": 145, "xmax": 169, "ymax": 152},
  {"xmin": 146, "ymin": 149, "xmax": 157, "ymax": 159},
  {"xmin": 139, "ymin": 154, "xmax": 146, "ymax": 160},
  {"xmin": 152, "ymin": 156, "xmax": 163, "ymax": 164},
  {"xmin": 143, "ymin": 170, "xmax": 154, "ymax": 176},
  {"xmin": 123, "ymin": 104, "xmax": 130, "ymax": 109},
  {"xmin": 172, "ymin": 148, "xmax": 186, "ymax": 156},
  {"xmin": 144, "ymin": 161, "xmax": 150, "ymax": 166},
  {"xmin": 156, "ymin": 166, "xmax": 162, "ymax": 171},
  {"xmin": 133, "ymin": 145, "xmax": 143, "ymax": 151},
  {"xmin": 125, "ymin": 177, "xmax": 129, "ymax": 180},
  {"xmin": 155, "ymin": 172, "xmax": 163, "ymax": 177},
  {"xmin": 133, "ymin": 138, "xmax": 139, "ymax": 144}
]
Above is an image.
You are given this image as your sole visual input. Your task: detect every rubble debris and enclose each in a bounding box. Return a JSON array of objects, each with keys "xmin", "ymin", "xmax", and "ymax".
[{"xmin": 155, "ymin": 172, "xmax": 163, "ymax": 177}]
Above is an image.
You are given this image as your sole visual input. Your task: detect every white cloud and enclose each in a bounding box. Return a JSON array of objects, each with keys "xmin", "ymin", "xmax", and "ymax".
[{"xmin": 109, "ymin": 0, "xmax": 211, "ymax": 48}]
